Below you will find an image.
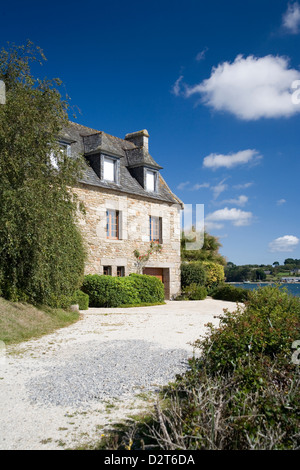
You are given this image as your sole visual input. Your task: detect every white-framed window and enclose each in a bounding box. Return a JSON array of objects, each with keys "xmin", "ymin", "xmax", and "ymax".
[
  {"xmin": 50, "ymin": 141, "xmax": 70, "ymax": 170},
  {"xmin": 106, "ymin": 209, "xmax": 120, "ymax": 239},
  {"xmin": 149, "ymin": 215, "xmax": 162, "ymax": 243},
  {"xmin": 103, "ymin": 156, "xmax": 117, "ymax": 182},
  {"xmin": 145, "ymin": 169, "xmax": 157, "ymax": 192}
]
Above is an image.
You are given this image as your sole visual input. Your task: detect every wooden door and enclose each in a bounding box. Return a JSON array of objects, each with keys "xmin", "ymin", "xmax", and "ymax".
[{"xmin": 143, "ymin": 268, "xmax": 163, "ymax": 282}]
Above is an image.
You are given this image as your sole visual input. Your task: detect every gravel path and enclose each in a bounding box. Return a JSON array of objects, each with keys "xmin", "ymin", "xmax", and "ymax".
[{"xmin": 0, "ymin": 299, "xmax": 238, "ymax": 450}]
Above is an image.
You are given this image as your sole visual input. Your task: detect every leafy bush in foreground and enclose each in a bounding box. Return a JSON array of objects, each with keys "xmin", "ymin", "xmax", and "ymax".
[
  {"xmin": 100, "ymin": 286, "xmax": 300, "ymax": 450},
  {"xmin": 199, "ymin": 285, "xmax": 300, "ymax": 373},
  {"xmin": 158, "ymin": 286, "xmax": 300, "ymax": 449}
]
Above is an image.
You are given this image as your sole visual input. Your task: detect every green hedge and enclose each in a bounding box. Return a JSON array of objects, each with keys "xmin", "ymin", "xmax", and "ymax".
[
  {"xmin": 210, "ymin": 284, "xmax": 250, "ymax": 302},
  {"xmin": 128, "ymin": 273, "xmax": 165, "ymax": 303},
  {"xmin": 181, "ymin": 263, "xmax": 206, "ymax": 288},
  {"xmin": 81, "ymin": 274, "xmax": 165, "ymax": 307},
  {"xmin": 72, "ymin": 290, "xmax": 89, "ymax": 310}
]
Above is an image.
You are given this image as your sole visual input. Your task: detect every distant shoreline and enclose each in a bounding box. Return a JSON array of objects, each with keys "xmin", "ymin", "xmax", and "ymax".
[{"xmin": 226, "ymin": 281, "xmax": 300, "ymax": 285}]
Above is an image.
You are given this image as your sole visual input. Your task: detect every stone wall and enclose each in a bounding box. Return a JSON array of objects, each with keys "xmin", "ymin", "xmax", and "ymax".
[{"xmin": 73, "ymin": 183, "xmax": 182, "ymax": 298}]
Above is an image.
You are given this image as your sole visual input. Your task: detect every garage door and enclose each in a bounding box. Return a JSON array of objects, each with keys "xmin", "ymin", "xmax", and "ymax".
[{"xmin": 143, "ymin": 268, "xmax": 163, "ymax": 282}]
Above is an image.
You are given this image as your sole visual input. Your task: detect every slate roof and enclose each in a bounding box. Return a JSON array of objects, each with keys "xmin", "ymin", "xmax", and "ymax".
[{"xmin": 60, "ymin": 122, "xmax": 183, "ymax": 207}]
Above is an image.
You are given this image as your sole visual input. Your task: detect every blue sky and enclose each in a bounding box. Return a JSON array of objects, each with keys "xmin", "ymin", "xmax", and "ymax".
[{"xmin": 1, "ymin": 0, "xmax": 300, "ymax": 265}]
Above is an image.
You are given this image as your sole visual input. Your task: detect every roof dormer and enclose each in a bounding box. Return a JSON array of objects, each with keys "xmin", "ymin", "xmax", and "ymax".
[{"xmin": 124, "ymin": 130, "xmax": 162, "ymax": 192}]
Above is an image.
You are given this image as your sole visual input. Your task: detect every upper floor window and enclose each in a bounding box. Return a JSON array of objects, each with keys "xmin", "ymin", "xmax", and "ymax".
[
  {"xmin": 59, "ymin": 141, "xmax": 71, "ymax": 157},
  {"xmin": 106, "ymin": 209, "xmax": 119, "ymax": 239},
  {"xmin": 149, "ymin": 216, "xmax": 162, "ymax": 243},
  {"xmin": 145, "ymin": 169, "xmax": 157, "ymax": 192},
  {"xmin": 103, "ymin": 156, "xmax": 118, "ymax": 182},
  {"xmin": 50, "ymin": 141, "xmax": 70, "ymax": 170}
]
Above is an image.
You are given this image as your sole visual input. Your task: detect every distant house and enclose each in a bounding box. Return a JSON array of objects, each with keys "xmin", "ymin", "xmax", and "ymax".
[
  {"xmin": 59, "ymin": 122, "xmax": 184, "ymax": 299},
  {"xmin": 281, "ymin": 277, "xmax": 300, "ymax": 283},
  {"xmin": 291, "ymin": 268, "xmax": 300, "ymax": 275}
]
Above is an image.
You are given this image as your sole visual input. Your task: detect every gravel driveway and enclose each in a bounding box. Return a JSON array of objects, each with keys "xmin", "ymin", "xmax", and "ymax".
[{"xmin": 0, "ymin": 299, "xmax": 238, "ymax": 450}]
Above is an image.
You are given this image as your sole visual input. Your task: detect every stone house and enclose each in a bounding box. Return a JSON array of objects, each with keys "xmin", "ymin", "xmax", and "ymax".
[{"xmin": 59, "ymin": 122, "xmax": 184, "ymax": 299}]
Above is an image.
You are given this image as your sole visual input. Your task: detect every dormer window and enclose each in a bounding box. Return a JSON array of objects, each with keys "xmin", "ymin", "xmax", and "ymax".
[
  {"xmin": 101, "ymin": 155, "xmax": 120, "ymax": 183},
  {"xmin": 50, "ymin": 141, "xmax": 70, "ymax": 170},
  {"xmin": 145, "ymin": 169, "xmax": 157, "ymax": 192},
  {"xmin": 103, "ymin": 156, "xmax": 116, "ymax": 181}
]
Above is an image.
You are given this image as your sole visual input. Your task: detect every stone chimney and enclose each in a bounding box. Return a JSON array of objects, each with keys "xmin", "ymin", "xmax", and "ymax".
[{"xmin": 125, "ymin": 129, "xmax": 149, "ymax": 151}]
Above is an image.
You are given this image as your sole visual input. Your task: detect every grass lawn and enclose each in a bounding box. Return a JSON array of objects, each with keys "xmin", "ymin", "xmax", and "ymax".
[{"xmin": 0, "ymin": 297, "xmax": 80, "ymax": 345}]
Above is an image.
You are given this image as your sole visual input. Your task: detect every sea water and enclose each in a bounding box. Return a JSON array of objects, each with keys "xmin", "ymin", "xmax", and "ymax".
[{"xmin": 231, "ymin": 282, "xmax": 300, "ymax": 297}]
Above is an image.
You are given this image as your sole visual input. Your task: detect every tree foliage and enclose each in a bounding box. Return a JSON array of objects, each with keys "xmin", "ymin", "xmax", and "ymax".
[
  {"xmin": 0, "ymin": 41, "xmax": 86, "ymax": 305},
  {"xmin": 181, "ymin": 230, "xmax": 226, "ymax": 266},
  {"xmin": 202, "ymin": 260, "xmax": 225, "ymax": 288}
]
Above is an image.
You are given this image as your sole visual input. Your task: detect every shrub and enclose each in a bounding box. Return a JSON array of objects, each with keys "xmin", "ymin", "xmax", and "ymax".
[
  {"xmin": 149, "ymin": 285, "xmax": 300, "ymax": 450},
  {"xmin": 128, "ymin": 273, "xmax": 165, "ymax": 304},
  {"xmin": 179, "ymin": 283, "xmax": 207, "ymax": 300},
  {"xmin": 196, "ymin": 285, "xmax": 300, "ymax": 374},
  {"xmin": 0, "ymin": 43, "xmax": 86, "ymax": 307},
  {"xmin": 202, "ymin": 261, "xmax": 224, "ymax": 288},
  {"xmin": 72, "ymin": 290, "xmax": 89, "ymax": 310},
  {"xmin": 81, "ymin": 273, "xmax": 164, "ymax": 307},
  {"xmin": 210, "ymin": 284, "xmax": 250, "ymax": 302},
  {"xmin": 181, "ymin": 263, "xmax": 206, "ymax": 288}
]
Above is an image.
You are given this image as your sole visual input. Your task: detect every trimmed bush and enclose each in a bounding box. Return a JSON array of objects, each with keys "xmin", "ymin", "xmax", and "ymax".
[
  {"xmin": 210, "ymin": 284, "xmax": 250, "ymax": 302},
  {"xmin": 128, "ymin": 273, "xmax": 165, "ymax": 304},
  {"xmin": 181, "ymin": 262, "xmax": 206, "ymax": 288},
  {"xmin": 72, "ymin": 290, "xmax": 89, "ymax": 310},
  {"xmin": 202, "ymin": 261, "xmax": 225, "ymax": 288},
  {"xmin": 81, "ymin": 273, "xmax": 165, "ymax": 308}
]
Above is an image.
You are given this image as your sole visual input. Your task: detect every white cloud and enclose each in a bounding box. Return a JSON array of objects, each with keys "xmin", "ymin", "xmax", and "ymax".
[
  {"xmin": 177, "ymin": 181, "xmax": 190, "ymax": 190},
  {"xmin": 177, "ymin": 181, "xmax": 210, "ymax": 191},
  {"xmin": 203, "ymin": 149, "xmax": 262, "ymax": 169},
  {"xmin": 205, "ymin": 221, "xmax": 224, "ymax": 230},
  {"xmin": 184, "ymin": 54, "xmax": 300, "ymax": 120},
  {"xmin": 218, "ymin": 195, "xmax": 248, "ymax": 207},
  {"xmin": 191, "ymin": 182, "xmax": 210, "ymax": 190},
  {"xmin": 282, "ymin": 2, "xmax": 300, "ymax": 34},
  {"xmin": 277, "ymin": 198, "xmax": 287, "ymax": 206},
  {"xmin": 195, "ymin": 47, "xmax": 208, "ymax": 61},
  {"xmin": 211, "ymin": 178, "xmax": 228, "ymax": 199},
  {"xmin": 233, "ymin": 182, "xmax": 254, "ymax": 189},
  {"xmin": 269, "ymin": 235, "xmax": 299, "ymax": 252},
  {"xmin": 172, "ymin": 75, "xmax": 184, "ymax": 96},
  {"xmin": 206, "ymin": 207, "xmax": 253, "ymax": 227}
]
